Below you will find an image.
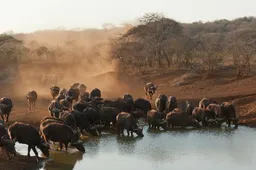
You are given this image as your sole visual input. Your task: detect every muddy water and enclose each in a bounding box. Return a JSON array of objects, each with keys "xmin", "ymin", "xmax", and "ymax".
[{"xmin": 15, "ymin": 126, "xmax": 256, "ymax": 170}]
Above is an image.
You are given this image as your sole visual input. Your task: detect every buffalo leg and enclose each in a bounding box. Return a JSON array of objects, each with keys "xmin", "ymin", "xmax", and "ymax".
[
  {"xmin": 126, "ymin": 130, "xmax": 130, "ymax": 136},
  {"xmin": 58, "ymin": 142, "xmax": 63, "ymax": 151},
  {"xmin": 131, "ymin": 130, "xmax": 134, "ymax": 137},
  {"xmin": 5, "ymin": 114, "xmax": 9, "ymax": 122},
  {"xmin": 27, "ymin": 145, "xmax": 31, "ymax": 158},
  {"xmin": 31, "ymin": 146, "xmax": 40, "ymax": 162},
  {"xmin": 64, "ymin": 143, "xmax": 68, "ymax": 151},
  {"xmin": 1, "ymin": 114, "xmax": 4, "ymax": 121},
  {"xmin": 233, "ymin": 119, "xmax": 238, "ymax": 128},
  {"xmin": 121, "ymin": 128, "xmax": 124, "ymax": 136},
  {"xmin": 3, "ymin": 147, "xmax": 11, "ymax": 160},
  {"xmin": 227, "ymin": 120, "xmax": 231, "ymax": 127}
]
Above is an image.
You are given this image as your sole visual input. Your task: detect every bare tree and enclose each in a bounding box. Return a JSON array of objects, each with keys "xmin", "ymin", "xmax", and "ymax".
[
  {"xmin": 113, "ymin": 12, "xmax": 182, "ymax": 71},
  {"xmin": 227, "ymin": 28, "xmax": 256, "ymax": 78},
  {"xmin": 192, "ymin": 33, "xmax": 224, "ymax": 76}
]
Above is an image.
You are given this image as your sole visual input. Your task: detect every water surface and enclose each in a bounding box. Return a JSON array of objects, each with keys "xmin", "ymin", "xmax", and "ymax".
[{"xmin": 16, "ymin": 126, "xmax": 256, "ymax": 170}]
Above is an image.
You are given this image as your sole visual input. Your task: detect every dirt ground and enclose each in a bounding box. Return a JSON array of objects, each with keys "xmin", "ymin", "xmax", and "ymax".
[{"xmin": 1, "ymin": 67, "xmax": 256, "ymax": 169}]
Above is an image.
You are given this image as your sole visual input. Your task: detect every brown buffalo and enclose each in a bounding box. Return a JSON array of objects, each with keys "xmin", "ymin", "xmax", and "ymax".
[
  {"xmin": 166, "ymin": 110, "xmax": 201, "ymax": 128},
  {"xmin": 144, "ymin": 82, "xmax": 158, "ymax": 100},
  {"xmin": 50, "ymin": 86, "xmax": 60, "ymax": 100},
  {"xmin": 147, "ymin": 110, "xmax": 167, "ymax": 130},
  {"xmin": 155, "ymin": 94, "xmax": 168, "ymax": 113},
  {"xmin": 116, "ymin": 112, "xmax": 144, "ymax": 137},
  {"xmin": 26, "ymin": 90, "xmax": 38, "ymax": 111}
]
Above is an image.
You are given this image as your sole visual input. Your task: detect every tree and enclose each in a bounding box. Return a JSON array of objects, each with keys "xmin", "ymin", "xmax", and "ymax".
[
  {"xmin": 192, "ymin": 33, "xmax": 224, "ymax": 76},
  {"xmin": 120, "ymin": 12, "xmax": 183, "ymax": 68},
  {"xmin": 227, "ymin": 28, "xmax": 256, "ymax": 77},
  {"xmin": 0, "ymin": 34, "xmax": 21, "ymax": 47},
  {"xmin": 0, "ymin": 34, "xmax": 23, "ymax": 67}
]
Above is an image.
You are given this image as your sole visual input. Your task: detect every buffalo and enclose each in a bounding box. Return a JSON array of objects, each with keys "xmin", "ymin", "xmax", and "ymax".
[
  {"xmin": 56, "ymin": 88, "xmax": 67, "ymax": 101},
  {"xmin": 166, "ymin": 96, "xmax": 177, "ymax": 112},
  {"xmin": 166, "ymin": 110, "xmax": 201, "ymax": 128},
  {"xmin": 73, "ymin": 101, "xmax": 90, "ymax": 113},
  {"xmin": 59, "ymin": 97, "xmax": 73, "ymax": 111},
  {"xmin": 206, "ymin": 104, "xmax": 226, "ymax": 126},
  {"xmin": 70, "ymin": 110, "xmax": 100, "ymax": 136},
  {"xmin": 79, "ymin": 84, "xmax": 88, "ymax": 98},
  {"xmin": 103, "ymin": 99, "xmax": 117, "ymax": 108},
  {"xmin": 199, "ymin": 98, "xmax": 218, "ymax": 109},
  {"xmin": 192, "ymin": 107, "xmax": 219, "ymax": 127},
  {"xmin": 41, "ymin": 122, "xmax": 85, "ymax": 153},
  {"xmin": 134, "ymin": 98, "xmax": 152, "ymax": 116},
  {"xmin": 147, "ymin": 110, "xmax": 167, "ymax": 130},
  {"xmin": 0, "ymin": 97, "xmax": 13, "ymax": 122},
  {"xmin": 26, "ymin": 90, "xmax": 38, "ymax": 111},
  {"xmin": 90, "ymin": 88, "xmax": 102, "ymax": 100},
  {"xmin": 83, "ymin": 107, "xmax": 101, "ymax": 125},
  {"xmin": 207, "ymin": 103, "xmax": 238, "ymax": 128},
  {"xmin": 122, "ymin": 93, "xmax": 134, "ymax": 112},
  {"xmin": 99, "ymin": 107, "xmax": 119, "ymax": 128},
  {"xmin": 50, "ymin": 86, "xmax": 60, "ymax": 100},
  {"xmin": 48, "ymin": 100, "xmax": 63, "ymax": 118},
  {"xmin": 60, "ymin": 111, "xmax": 77, "ymax": 130},
  {"xmin": 155, "ymin": 94, "xmax": 168, "ymax": 113},
  {"xmin": 67, "ymin": 86, "xmax": 80, "ymax": 104},
  {"xmin": 40, "ymin": 116, "xmax": 67, "ymax": 133},
  {"xmin": 144, "ymin": 82, "xmax": 158, "ymax": 100},
  {"xmin": 220, "ymin": 102, "xmax": 238, "ymax": 128},
  {"xmin": 185, "ymin": 100, "xmax": 194, "ymax": 115},
  {"xmin": 8, "ymin": 122, "xmax": 50, "ymax": 162},
  {"xmin": 116, "ymin": 112, "xmax": 144, "ymax": 137},
  {"xmin": 0, "ymin": 123, "xmax": 16, "ymax": 160}
]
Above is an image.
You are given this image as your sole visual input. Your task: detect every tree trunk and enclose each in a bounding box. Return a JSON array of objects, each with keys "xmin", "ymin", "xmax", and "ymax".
[
  {"xmin": 156, "ymin": 49, "xmax": 162, "ymax": 68},
  {"xmin": 162, "ymin": 50, "xmax": 171, "ymax": 68}
]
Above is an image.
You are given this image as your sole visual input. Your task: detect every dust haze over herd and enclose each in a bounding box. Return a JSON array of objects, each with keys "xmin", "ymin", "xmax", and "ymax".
[{"xmin": 1, "ymin": 1, "xmax": 256, "ymax": 170}]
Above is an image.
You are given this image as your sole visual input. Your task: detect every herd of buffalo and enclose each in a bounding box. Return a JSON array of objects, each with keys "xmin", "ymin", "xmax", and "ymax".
[{"xmin": 0, "ymin": 82, "xmax": 238, "ymax": 162}]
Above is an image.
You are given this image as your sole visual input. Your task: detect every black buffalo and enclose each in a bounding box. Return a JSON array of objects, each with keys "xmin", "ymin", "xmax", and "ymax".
[
  {"xmin": 0, "ymin": 97, "xmax": 13, "ymax": 122},
  {"xmin": 8, "ymin": 122, "xmax": 50, "ymax": 162},
  {"xmin": 99, "ymin": 107, "xmax": 119, "ymax": 128},
  {"xmin": 41, "ymin": 122, "xmax": 85, "ymax": 153},
  {"xmin": 0, "ymin": 123, "xmax": 16, "ymax": 160},
  {"xmin": 90, "ymin": 88, "xmax": 101, "ymax": 99},
  {"xmin": 134, "ymin": 98, "xmax": 152, "ymax": 115},
  {"xmin": 70, "ymin": 110, "xmax": 99, "ymax": 136}
]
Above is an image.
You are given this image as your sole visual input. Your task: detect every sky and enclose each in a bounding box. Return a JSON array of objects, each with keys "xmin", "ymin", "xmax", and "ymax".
[{"xmin": 0, "ymin": 0, "xmax": 255, "ymax": 33}]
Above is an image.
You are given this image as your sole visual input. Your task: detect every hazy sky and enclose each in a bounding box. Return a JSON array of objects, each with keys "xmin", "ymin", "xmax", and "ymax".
[{"xmin": 0, "ymin": 0, "xmax": 255, "ymax": 33}]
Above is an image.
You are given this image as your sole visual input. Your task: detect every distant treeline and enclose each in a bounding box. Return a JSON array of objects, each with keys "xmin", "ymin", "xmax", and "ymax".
[{"xmin": 1, "ymin": 14, "xmax": 256, "ymax": 78}]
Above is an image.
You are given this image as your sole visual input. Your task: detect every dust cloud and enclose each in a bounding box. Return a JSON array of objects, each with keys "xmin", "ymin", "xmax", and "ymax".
[{"xmin": 7, "ymin": 26, "xmax": 142, "ymax": 99}]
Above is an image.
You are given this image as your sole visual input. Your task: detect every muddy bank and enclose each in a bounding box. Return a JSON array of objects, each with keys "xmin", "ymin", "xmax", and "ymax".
[{"xmin": 0, "ymin": 154, "xmax": 45, "ymax": 170}]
